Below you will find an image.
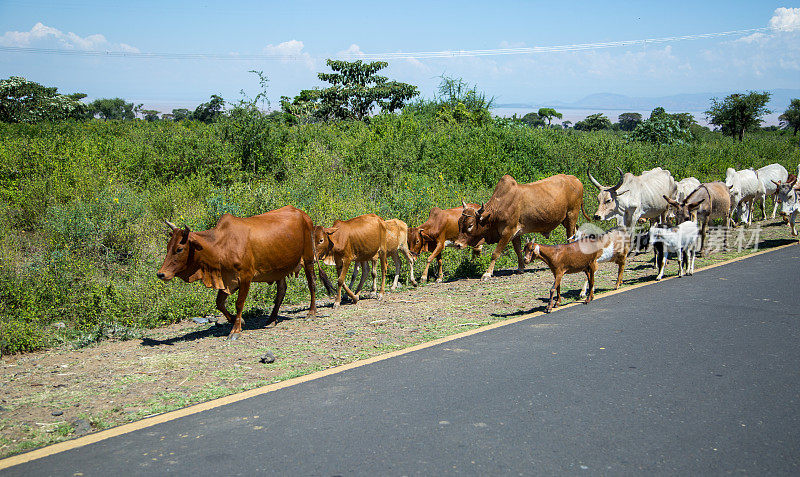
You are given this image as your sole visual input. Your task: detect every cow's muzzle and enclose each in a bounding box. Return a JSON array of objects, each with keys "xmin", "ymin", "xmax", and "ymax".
[{"xmin": 157, "ymin": 271, "xmax": 172, "ymax": 281}]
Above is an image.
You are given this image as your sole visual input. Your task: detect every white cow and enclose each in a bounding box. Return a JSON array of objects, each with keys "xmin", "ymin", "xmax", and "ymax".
[
  {"xmin": 588, "ymin": 166, "xmax": 677, "ymax": 230},
  {"xmin": 676, "ymin": 177, "xmax": 701, "ymax": 202},
  {"xmin": 774, "ymin": 176, "xmax": 799, "ymax": 235},
  {"xmin": 725, "ymin": 168, "xmax": 764, "ymax": 226},
  {"xmin": 755, "ymin": 163, "xmax": 788, "ymax": 219}
]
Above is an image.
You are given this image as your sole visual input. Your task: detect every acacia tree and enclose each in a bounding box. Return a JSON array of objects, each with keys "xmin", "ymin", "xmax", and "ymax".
[
  {"xmin": 0, "ymin": 76, "xmax": 87, "ymax": 123},
  {"xmin": 574, "ymin": 113, "xmax": 611, "ymax": 131},
  {"xmin": 537, "ymin": 107, "xmax": 562, "ymax": 127},
  {"xmin": 779, "ymin": 98, "xmax": 800, "ymax": 136},
  {"xmin": 193, "ymin": 94, "xmax": 224, "ymax": 123},
  {"xmin": 705, "ymin": 91, "xmax": 771, "ymax": 141},
  {"xmin": 281, "ymin": 59, "xmax": 418, "ymax": 122}
]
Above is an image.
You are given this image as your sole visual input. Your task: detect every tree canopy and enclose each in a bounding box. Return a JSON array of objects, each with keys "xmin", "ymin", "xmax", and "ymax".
[
  {"xmin": 574, "ymin": 113, "xmax": 611, "ymax": 131},
  {"xmin": 617, "ymin": 112, "xmax": 643, "ymax": 132},
  {"xmin": 537, "ymin": 108, "xmax": 562, "ymax": 127},
  {"xmin": 281, "ymin": 59, "xmax": 418, "ymax": 122},
  {"xmin": 88, "ymin": 98, "xmax": 136, "ymax": 120},
  {"xmin": 779, "ymin": 98, "xmax": 800, "ymax": 136},
  {"xmin": 0, "ymin": 76, "xmax": 87, "ymax": 123},
  {"xmin": 705, "ymin": 91, "xmax": 771, "ymax": 141}
]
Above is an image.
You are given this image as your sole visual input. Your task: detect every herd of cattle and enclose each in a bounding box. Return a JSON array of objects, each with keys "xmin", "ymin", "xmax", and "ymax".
[{"xmin": 156, "ymin": 163, "xmax": 800, "ymax": 338}]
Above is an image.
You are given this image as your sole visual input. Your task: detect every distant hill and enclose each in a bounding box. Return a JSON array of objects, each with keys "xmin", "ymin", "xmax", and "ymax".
[{"xmin": 498, "ymin": 89, "xmax": 800, "ymax": 113}]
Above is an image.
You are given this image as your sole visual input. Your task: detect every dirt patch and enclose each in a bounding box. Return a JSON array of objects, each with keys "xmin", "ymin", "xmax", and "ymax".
[{"xmin": 1, "ymin": 219, "xmax": 796, "ymax": 458}]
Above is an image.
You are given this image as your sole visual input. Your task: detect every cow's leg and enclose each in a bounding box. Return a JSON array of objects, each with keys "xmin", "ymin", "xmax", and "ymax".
[
  {"xmin": 215, "ymin": 290, "xmax": 235, "ymax": 324},
  {"xmin": 771, "ymin": 193, "xmax": 779, "ymax": 219},
  {"xmin": 698, "ymin": 219, "xmax": 708, "ymax": 256},
  {"xmin": 317, "ymin": 265, "xmax": 335, "ymax": 296},
  {"xmin": 334, "ymin": 258, "xmax": 357, "ymax": 309},
  {"xmin": 483, "ymin": 231, "xmax": 514, "ymax": 280},
  {"xmin": 421, "ymin": 240, "xmax": 445, "ymax": 282},
  {"xmin": 348, "ymin": 262, "xmax": 361, "ymax": 290},
  {"xmin": 791, "ymin": 211, "xmax": 798, "ymax": 236},
  {"xmin": 512, "ymin": 235, "xmax": 525, "ymax": 274},
  {"xmin": 760, "ymin": 195, "xmax": 767, "ymax": 220},
  {"xmin": 585, "ymin": 263, "xmax": 597, "ymax": 304},
  {"xmin": 579, "ymin": 279, "xmax": 589, "ymax": 299},
  {"xmin": 677, "ymin": 248, "xmax": 685, "ymax": 277},
  {"xmin": 228, "ymin": 280, "xmax": 251, "ymax": 338},
  {"xmin": 389, "ymin": 251, "xmax": 401, "ymax": 291},
  {"xmin": 352, "ymin": 261, "xmax": 369, "ymax": 294},
  {"xmin": 548, "ymin": 270, "xmax": 564, "ymax": 312},
  {"xmin": 402, "ymin": 248, "xmax": 417, "ymax": 287},
  {"xmin": 368, "ymin": 259, "xmax": 378, "ymax": 296},
  {"xmin": 267, "ymin": 278, "xmax": 287, "ymax": 325},
  {"xmin": 377, "ymin": 252, "xmax": 388, "ymax": 299},
  {"xmin": 303, "ymin": 259, "xmax": 317, "ymax": 318}
]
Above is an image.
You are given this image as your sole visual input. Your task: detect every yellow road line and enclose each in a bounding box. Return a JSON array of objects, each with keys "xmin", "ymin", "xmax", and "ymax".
[{"xmin": 1, "ymin": 241, "xmax": 796, "ymax": 470}]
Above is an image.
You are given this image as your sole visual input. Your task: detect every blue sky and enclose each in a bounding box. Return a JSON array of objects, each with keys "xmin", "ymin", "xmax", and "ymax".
[{"xmin": 1, "ymin": 1, "xmax": 798, "ymax": 116}]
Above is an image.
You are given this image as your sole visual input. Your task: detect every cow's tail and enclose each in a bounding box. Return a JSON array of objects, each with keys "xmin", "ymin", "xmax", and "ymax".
[{"xmin": 580, "ymin": 199, "xmax": 592, "ymax": 221}]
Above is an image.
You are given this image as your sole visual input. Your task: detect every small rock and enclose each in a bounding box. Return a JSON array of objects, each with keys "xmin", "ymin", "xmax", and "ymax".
[
  {"xmin": 345, "ymin": 330, "xmax": 356, "ymax": 337},
  {"xmin": 53, "ymin": 322, "xmax": 66, "ymax": 329},
  {"xmin": 259, "ymin": 351, "xmax": 276, "ymax": 364},
  {"xmin": 51, "ymin": 410, "xmax": 63, "ymax": 416},
  {"xmin": 191, "ymin": 317, "xmax": 209, "ymax": 324},
  {"xmin": 73, "ymin": 419, "xmax": 92, "ymax": 436}
]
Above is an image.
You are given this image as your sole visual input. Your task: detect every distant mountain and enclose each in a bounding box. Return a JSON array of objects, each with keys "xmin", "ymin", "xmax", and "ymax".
[{"xmin": 498, "ymin": 89, "xmax": 800, "ymax": 112}]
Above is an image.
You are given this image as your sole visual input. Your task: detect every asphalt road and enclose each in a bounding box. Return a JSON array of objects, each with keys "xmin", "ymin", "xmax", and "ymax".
[{"xmin": 4, "ymin": 244, "xmax": 800, "ymax": 476}]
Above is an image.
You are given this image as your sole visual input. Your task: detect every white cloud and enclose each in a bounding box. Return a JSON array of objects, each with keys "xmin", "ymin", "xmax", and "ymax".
[
  {"xmin": 338, "ymin": 44, "xmax": 365, "ymax": 57},
  {"xmin": 499, "ymin": 40, "xmax": 526, "ymax": 49},
  {"xmin": 0, "ymin": 22, "xmax": 140, "ymax": 52},
  {"xmin": 263, "ymin": 39, "xmax": 314, "ymax": 69},
  {"xmin": 769, "ymin": 7, "xmax": 800, "ymax": 32}
]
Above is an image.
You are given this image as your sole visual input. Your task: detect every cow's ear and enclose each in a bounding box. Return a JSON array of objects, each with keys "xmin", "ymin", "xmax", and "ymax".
[
  {"xmin": 324, "ymin": 227, "xmax": 338, "ymax": 235},
  {"xmin": 420, "ymin": 229, "xmax": 434, "ymax": 241},
  {"xmin": 689, "ymin": 198, "xmax": 705, "ymax": 209},
  {"xmin": 478, "ymin": 212, "xmax": 491, "ymax": 224},
  {"xmin": 616, "ymin": 189, "xmax": 629, "ymax": 196},
  {"xmin": 188, "ymin": 235, "xmax": 204, "ymax": 251}
]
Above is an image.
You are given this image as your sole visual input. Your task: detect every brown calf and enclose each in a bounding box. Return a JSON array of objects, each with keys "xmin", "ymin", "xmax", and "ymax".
[
  {"xmin": 522, "ymin": 239, "xmax": 604, "ymax": 312},
  {"xmin": 315, "ymin": 214, "xmax": 388, "ymax": 309},
  {"xmin": 408, "ymin": 204, "xmax": 480, "ymax": 283}
]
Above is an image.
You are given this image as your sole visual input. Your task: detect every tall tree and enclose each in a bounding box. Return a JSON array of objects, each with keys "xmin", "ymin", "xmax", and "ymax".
[
  {"xmin": 618, "ymin": 112, "xmax": 643, "ymax": 131},
  {"xmin": 282, "ymin": 59, "xmax": 418, "ymax": 122},
  {"xmin": 521, "ymin": 111, "xmax": 545, "ymax": 128},
  {"xmin": 193, "ymin": 94, "xmax": 224, "ymax": 123},
  {"xmin": 89, "ymin": 98, "xmax": 135, "ymax": 120},
  {"xmin": 537, "ymin": 107, "xmax": 562, "ymax": 127},
  {"xmin": 705, "ymin": 91, "xmax": 771, "ymax": 141},
  {"xmin": 779, "ymin": 98, "xmax": 800, "ymax": 136},
  {"xmin": 141, "ymin": 109, "xmax": 160, "ymax": 122},
  {"xmin": 0, "ymin": 76, "xmax": 87, "ymax": 123},
  {"xmin": 171, "ymin": 108, "xmax": 191, "ymax": 121}
]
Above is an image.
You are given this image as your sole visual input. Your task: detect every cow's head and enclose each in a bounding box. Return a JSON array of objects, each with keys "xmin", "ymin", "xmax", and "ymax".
[
  {"xmin": 664, "ymin": 195, "xmax": 705, "ymax": 224},
  {"xmin": 314, "ymin": 225, "xmax": 337, "ymax": 264},
  {"xmin": 724, "ymin": 167, "xmax": 743, "ymax": 205},
  {"xmin": 774, "ymin": 177, "xmax": 799, "ymax": 215},
  {"xmin": 157, "ymin": 221, "xmax": 202, "ymax": 281},
  {"xmin": 588, "ymin": 166, "xmax": 627, "ymax": 221},
  {"xmin": 454, "ymin": 200, "xmax": 490, "ymax": 249}
]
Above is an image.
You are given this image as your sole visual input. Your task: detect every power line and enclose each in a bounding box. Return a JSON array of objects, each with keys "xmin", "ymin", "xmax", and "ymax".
[{"xmin": 0, "ymin": 27, "xmax": 771, "ymax": 62}]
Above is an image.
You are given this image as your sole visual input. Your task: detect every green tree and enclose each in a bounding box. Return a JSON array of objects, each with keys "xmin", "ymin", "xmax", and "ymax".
[
  {"xmin": 140, "ymin": 109, "xmax": 160, "ymax": 122},
  {"xmin": 618, "ymin": 112, "xmax": 643, "ymax": 131},
  {"xmin": 779, "ymin": 98, "xmax": 800, "ymax": 136},
  {"xmin": 193, "ymin": 94, "xmax": 225, "ymax": 123},
  {"xmin": 0, "ymin": 76, "xmax": 88, "ymax": 123},
  {"xmin": 171, "ymin": 108, "xmax": 191, "ymax": 121},
  {"xmin": 705, "ymin": 91, "xmax": 771, "ymax": 141},
  {"xmin": 282, "ymin": 59, "xmax": 419, "ymax": 122},
  {"xmin": 89, "ymin": 98, "xmax": 135, "ymax": 120},
  {"xmin": 432, "ymin": 75, "xmax": 493, "ymax": 125},
  {"xmin": 574, "ymin": 113, "xmax": 611, "ymax": 131},
  {"xmin": 521, "ymin": 111, "xmax": 545, "ymax": 128},
  {"xmin": 537, "ymin": 107, "xmax": 562, "ymax": 127},
  {"xmin": 628, "ymin": 113, "xmax": 694, "ymax": 145}
]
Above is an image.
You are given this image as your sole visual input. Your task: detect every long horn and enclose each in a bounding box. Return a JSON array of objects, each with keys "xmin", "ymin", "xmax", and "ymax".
[
  {"xmin": 587, "ymin": 166, "xmax": 604, "ymax": 190},
  {"xmin": 461, "ymin": 199, "xmax": 468, "ymax": 209},
  {"xmin": 179, "ymin": 225, "xmax": 190, "ymax": 244},
  {"xmin": 790, "ymin": 176, "xmax": 798, "ymax": 187},
  {"xmin": 165, "ymin": 220, "xmax": 178, "ymax": 231},
  {"xmin": 608, "ymin": 167, "xmax": 625, "ymax": 191}
]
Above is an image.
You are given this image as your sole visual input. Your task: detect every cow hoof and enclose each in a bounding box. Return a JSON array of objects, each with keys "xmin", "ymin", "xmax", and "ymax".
[
  {"xmin": 351, "ymin": 295, "xmax": 359, "ymax": 305},
  {"xmin": 411, "ymin": 281, "xmax": 418, "ymax": 287},
  {"xmin": 333, "ymin": 302, "xmax": 341, "ymax": 309},
  {"xmin": 515, "ymin": 268, "xmax": 524, "ymax": 275},
  {"xmin": 375, "ymin": 293, "xmax": 383, "ymax": 301},
  {"xmin": 481, "ymin": 273, "xmax": 492, "ymax": 281},
  {"xmin": 435, "ymin": 278, "xmax": 443, "ymax": 284},
  {"xmin": 227, "ymin": 333, "xmax": 241, "ymax": 341}
]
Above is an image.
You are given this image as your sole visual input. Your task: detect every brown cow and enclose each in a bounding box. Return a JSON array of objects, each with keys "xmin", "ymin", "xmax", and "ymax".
[
  {"xmin": 408, "ymin": 204, "xmax": 481, "ymax": 283},
  {"xmin": 157, "ymin": 206, "xmax": 317, "ymax": 339},
  {"xmin": 455, "ymin": 174, "xmax": 589, "ymax": 280},
  {"xmin": 315, "ymin": 214, "xmax": 389, "ymax": 309}
]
